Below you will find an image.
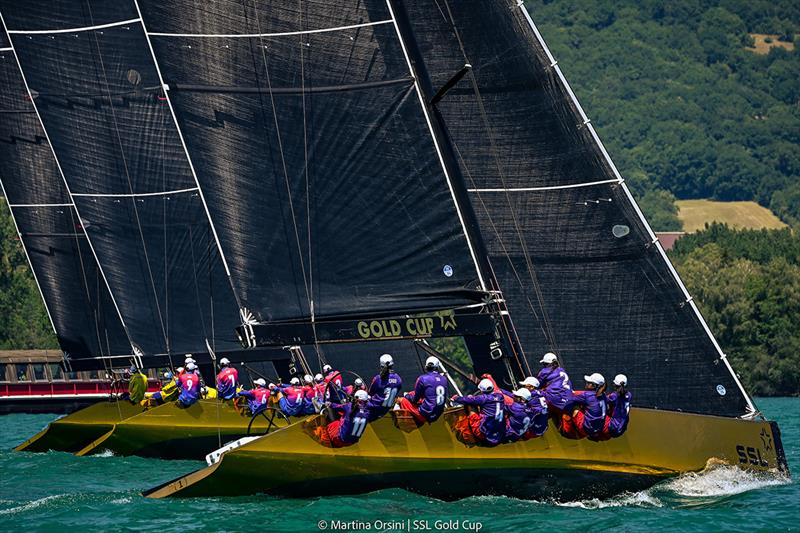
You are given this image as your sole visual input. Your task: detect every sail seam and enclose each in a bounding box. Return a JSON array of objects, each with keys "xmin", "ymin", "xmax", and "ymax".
[
  {"xmin": 72, "ymin": 186, "xmax": 198, "ymax": 198},
  {"xmin": 7, "ymin": 18, "xmax": 141, "ymax": 35},
  {"xmin": 8, "ymin": 202, "xmax": 74, "ymax": 208},
  {"xmin": 468, "ymin": 178, "xmax": 621, "ymax": 192},
  {"xmin": 147, "ymin": 20, "xmax": 392, "ymax": 38},
  {"xmin": 517, "ymin": 2, "xmax": 758, "ymax": 417},
  {"xmin": 386, "ymin": 0, "xmax": 487, "ymax": 292}
]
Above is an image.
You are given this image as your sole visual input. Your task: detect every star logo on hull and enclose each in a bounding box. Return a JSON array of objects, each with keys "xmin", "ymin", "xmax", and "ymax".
[{"xmin": 760, "ymin": 428, "xmax": 772, "ymax": 451}]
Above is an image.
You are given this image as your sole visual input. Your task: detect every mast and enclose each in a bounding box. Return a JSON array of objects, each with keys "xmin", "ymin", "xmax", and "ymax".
[
  {"xmin": 386, "ymin": 0, "xmax": 526, "ymax": 383},
  {"xmin": 514, "ymin": 2, "xmax": 757, "ymax": 418}
]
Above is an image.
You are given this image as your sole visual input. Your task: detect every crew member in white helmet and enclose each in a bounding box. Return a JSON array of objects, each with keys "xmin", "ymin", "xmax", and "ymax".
[
  {"xmin": 215, "ymin": 357, "xmax": 239, "ymax": 400},
  {"xmin": 604, "ymin": 374, "xmax": 632, "ymax": 438},
  {"xmin": 398, "ymin": 356, "xmax": 449, "ymax": 424},
  {"xmin": 365, "ymin": 354, "xmax": 403, "ymax": 422},
  {"xmin": 451, "ymin": 378, "xmax": 505, "ymax": 446},
  {"xmin": 536, "ymin": 352, "xmax": 573, "ymax": 413},
  {"xmin": 561, "ymin": 372, "xmax": 607, "ymax": 439}
]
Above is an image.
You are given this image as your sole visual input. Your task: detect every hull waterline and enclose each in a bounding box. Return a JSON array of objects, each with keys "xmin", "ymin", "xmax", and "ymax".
[{"xmin": 144, "ymin": 407, "xmax": 789, "ymax": 500}]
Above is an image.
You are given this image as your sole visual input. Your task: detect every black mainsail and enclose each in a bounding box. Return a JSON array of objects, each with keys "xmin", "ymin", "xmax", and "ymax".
[
  {"xmin": 0, "ymin": 24, "xmax": 131, "ymax": 366},
  {"xmin": 0, "ymin": 1, "xmax": 244, "ymax": 367}
]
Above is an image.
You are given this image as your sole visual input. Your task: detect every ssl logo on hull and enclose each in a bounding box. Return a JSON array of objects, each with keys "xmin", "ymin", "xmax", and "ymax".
[{"xmin": 736, "ymin": 445, "xmax": 769, "ymax": 467}]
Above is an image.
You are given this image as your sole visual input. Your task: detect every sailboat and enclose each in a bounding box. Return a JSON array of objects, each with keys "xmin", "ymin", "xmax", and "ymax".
[{"xmin": 1, "ymin": 0, "xmax": 788, "ymax": 498}]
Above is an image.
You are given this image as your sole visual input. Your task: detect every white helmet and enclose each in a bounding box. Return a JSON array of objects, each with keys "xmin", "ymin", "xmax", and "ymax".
[
  {"xmin": 184, "ymin": 354, "xmax": 195, "ymax": 364},
  {"xmin": 539, "ymin": 352, "xmax": 558, "ymax": 364},
  {"xmin": 253, "ymin": 378, "xmax": 267, "ymax": 387},
  {"xmin": 314, "ymin": 373, "xmax": 323, "ymax": 383},
  {"xmin": 290, "ymin": 377, "xmax": 300, "ymax": 386},
  {"xmin": 379, "ymin": 353, "xmax": 394, "ymax": 367},
  {"xmin": 303, "ymin": 374, "xmax": 313, "ymax": 384},
  {"xmin": 584, "ymin": 373, "xmax": 605, "ymax": 386},
  {"xmin": 186, "ymin": 362, "xmax": 197, "ymax": 371},
  {"xmin": 614, "ymin": 374, "xmax": 628, "ymax": 387},
  {"xmin": 519, "ymin": 376, "xmax": 540, "ymax": 388},
  {"xmin": 219, "ymin": 357, "xmax": 230, "ymax": 366},
  {"xmin": 354, "ymin": 377, "xmax": 364, "ymax": 387},
  {"xmin": 425, "ymin": 356, "xmax": 441, "ymax": 370},
  {"xmin": 176, "ymin": 366, "xmax": 184, "ymax": 374},
  {"xmin": 354, "ymin": 390, "xmax": 369, "ymax": 401},
  {"xmin": 478, "ymin": 378, "xmax": 494, "ymax": 392},
  {"xmin": 322, "ymin": 364, "xmax": 333, "ymax": 374},
  {"xmin": 163, "ymin": 371, "xmax": 173, "ymax": 380},
  {"xmin": 513, "ymin": 388, "xmax": 532, "ymax": 401}
]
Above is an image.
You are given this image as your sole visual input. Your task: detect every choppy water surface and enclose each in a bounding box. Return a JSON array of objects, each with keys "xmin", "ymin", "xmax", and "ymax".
[{"xmin": 0, "ymin": 398, "xmax": 796, "ymax": 532}]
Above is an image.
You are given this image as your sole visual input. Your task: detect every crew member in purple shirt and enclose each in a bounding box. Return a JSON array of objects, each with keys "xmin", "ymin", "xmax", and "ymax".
[
  {"xmin": 452, "ymin": 378, "xmax": 506, "ymax": 446},
  {"xmin": 322, "ymin": 390, "xmax": 371, "ymax": 447},
  {"xmin": 518, "ymin": 376, "xmax": 549, "ymax": 438},
  {"xmin": 237, "ymin": 378, "xmax": 271, "ymax": 415},
  {"xmin": 605, "ymin": 374, "xmax": 632, "ymax": 437},
  {"xmin": 562, "ymin": 373, "xmax": 607, "ymax": 438},
  {"xmin": 398, "ymin": 356, "xmax": 449, "ymax": 424},
  {"xmin": 536, "ymin": 352, "xmax": 573, "ymax": 413},
  {"xmin": 503, "ymin": 388, "xmax": 535, "ymax": 443},
  {"xmin": 366, "ymin": 354, "xmax": 403, "ymax": 422}
]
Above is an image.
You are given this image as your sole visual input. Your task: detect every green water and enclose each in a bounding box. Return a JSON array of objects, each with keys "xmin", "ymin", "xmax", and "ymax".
[{"xmin": 0, "ymin": 398, "xmax": 796, "ymax": 532}]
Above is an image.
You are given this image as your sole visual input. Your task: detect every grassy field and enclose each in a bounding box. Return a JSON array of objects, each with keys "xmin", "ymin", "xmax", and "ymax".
[
  {"xmin": 676, "ymin": 199, "xmax": 788, "ymax": 232},
  {"xmin": 747, "ymin": 34, "xmax": 795, "ymax": 55}
]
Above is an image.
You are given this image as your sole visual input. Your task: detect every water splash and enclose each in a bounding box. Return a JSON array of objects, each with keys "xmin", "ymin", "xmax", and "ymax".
[
  {"xmin": 0, "ymin": 495, "xmax": 66, "ymax": 515},
  {"xmin": 660, "ymin": 465, "xmax": 789, "ymax": 498},
  {"xmin": 94, "ymin": 449, "xmax": 116, "ymax": 458}
]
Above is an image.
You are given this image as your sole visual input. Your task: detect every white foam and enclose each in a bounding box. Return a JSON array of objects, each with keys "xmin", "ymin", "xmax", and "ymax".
[
  {"xmin": 0, "ymin": 495, "xmax": 64, "ymax": 515},
  {"xmin": 110, "ymin": 497, "xmax": 131, "ymax": 504},
  {"xmin": 661, "ymin": 465, "xmax": 789, "ymax": 498},
  {"xmin": 556, "ymin": 490, "xmax": 663, "ymax": 509},
  {"xmin": 94, "ymin": 449, "xmax": 116, "ymax": 458}
]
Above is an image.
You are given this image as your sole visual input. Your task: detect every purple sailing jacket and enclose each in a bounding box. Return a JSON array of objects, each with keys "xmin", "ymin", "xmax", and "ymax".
[
  {"xmin": 503, "ymin": 401, "xmax": 533, "ymax": 442},
  {"xmin": 536, "ymin": 366, "xmax": 573, "ymax": 410},
  {"xmin": 571, "ymin": 390, "xmax": 607, "ymax": 435},
  {"xmin": 526, "ymin": 390, "xmax": 550, "ymax": 437},
  {"xmin": 606, "ymin": 391, "xmax": 632, "ymax": 436},
  {"xmin": 406, "ymin": 371, "xmax": 449, "ymax": 422},
  {"xmin": 454, "ymin": 392, "xmax": 506, "ymax": 445},
  {"xmin": 366, "ymin": 371, "xmax": 402, "ymax": 421},
  {"xmin": 331, "ymin": 402, "xmax": 371, "ymax": 443}
]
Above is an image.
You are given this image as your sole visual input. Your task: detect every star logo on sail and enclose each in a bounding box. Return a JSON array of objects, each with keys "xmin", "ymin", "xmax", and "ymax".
[
  {"xmin": 439, "ymin": 312, "xmax": 457, "ymax": 331},
  {"xmin": 760, "ymin": 428, "xmax": 772, "ymax": 451}
]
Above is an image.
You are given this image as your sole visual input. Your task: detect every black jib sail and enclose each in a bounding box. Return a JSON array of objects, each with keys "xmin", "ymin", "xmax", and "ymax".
[
  {"xmin": 0, "ymin": 1, "xmax": 244, "ymax": 367},
  {"xmin": 0, "ymin": 30, "xmax": 130, "ymax": 365},
  {"xmin": 134, "ymin": 0, "xmax": 491, "ymax": 330},
  {"xmin": 399, "ymin": 0, "xmax": 754, "ymax": 417}
]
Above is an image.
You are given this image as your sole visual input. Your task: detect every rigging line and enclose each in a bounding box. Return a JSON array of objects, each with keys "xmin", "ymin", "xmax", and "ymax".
[
  {"xmin": 441, "ymin": 0, "xmax": 560, "ymax": 357},
  {"xmin": 148, "ymin": 20, "xmax": 392, "ymax": 39},
  {"xmin": 250, "ymin": 0, "xmax": 315, "ymax": 338},
  {"xmin": 0, "ymin": 14, "xmax": 134, "ymax": 351},
  {"xmin": 385, "ymin": 0, "xmax": 487, "ymax": 293},
  {"xmin": 85, "ymin": 1, "xmax": 170, "ymax": 353},
  {"xmin": 450, "ymin": 136, "xmax": 552, "ymax": 359},
  {"xmin": 71, "ymin": 186, "xmax": 199, "ymax": 198},
  {"xmin": 161, "ymin": 101, "xmax": 170, "ymax": 359},
  {"xmin": 516, "ymin": 3, "xmax": 757, "ymax": 416},
  {"xmin": 469, "ymin": 178, "xmax": 621, "ymax": 192},
  {"xmin": 7, "ymin": 17, "xmax": 141, "ymax": 35},
  {"xmin": 297, "ymin": 0, "xmax": 323, "ymax": 367},
  {"xmin": 133, "ymin": 1, "xmax": 238, "ymax": 290}
]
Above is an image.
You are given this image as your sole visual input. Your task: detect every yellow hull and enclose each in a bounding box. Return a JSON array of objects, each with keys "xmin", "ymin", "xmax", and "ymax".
[
  {"xmin": 74, "ymin": 399, "xmax": 290, "ymax": 459},
  {"xmin": 15, "ymin": 400, "xmax": 145, "ymax": 453},
  {"xmin": 145, "ymin": 407, "xmax": 788, "ymax": 500}
]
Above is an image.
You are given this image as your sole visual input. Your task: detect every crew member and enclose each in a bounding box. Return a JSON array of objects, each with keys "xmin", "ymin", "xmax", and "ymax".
[
  {"xmin": 301, "ymin": 375, "xmax": 318, "ymax": 415},
  {"xmin": 276, "ymin": 377, "xmax": 305, "ymax": 417},
  {"xmin": 521, "ymin": 377, "xmax": 549, "ymax": 439},
  {"xmin": 322, "ymin": 389, "xmax": 371, "ymax": 448},
  {"xmin": 605, "ymin": 374, "xmax": 632, "ymax": 438},
  {"xmin": 344, "ymin": 377, "xmax": 366, "ymax": 396},
  {"xmin": 451, "ymin": 378, "xmax": 505, "ymax": 446},
  {"xmin": 238, "ymin": 378, "xmax": 271, "ymax": 415},
  {"xmin": 398, "ymin": 356, "xmax": 449, "ymax": 424},
  {"xmin": 127, "ymin": 365, "xmax": 148, "ymax": 405},
  {"xmin": 561, "ymin": 373, "xmax": 607, "ymax": 439},
  {"xmin": 536, "ymin": 352, "xmax": 573, "ymax": 412},
  {"xmin": 143, "ymin": 371, "xmax": 179, "ymax": 405},
  {"xmin": 503, "ymin": 388, "xmax": 535, "ymax": 443},
  {"xmin": 216, "ymin": 357, "xmax": 239, "ymax": 400},
  {"xmin": 177, "ymin": 362, "xmax": 202, "ymax": 407},
  {"xmin": 366, "ymin": 354, "xmax": 403, "ymax": 422},
  {"xmin": 322, "ymin": 364, "xmax": 345, "ymax": 402}
]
